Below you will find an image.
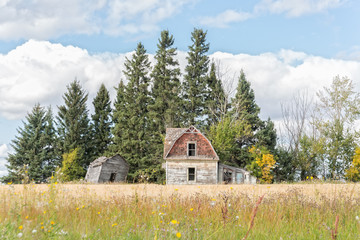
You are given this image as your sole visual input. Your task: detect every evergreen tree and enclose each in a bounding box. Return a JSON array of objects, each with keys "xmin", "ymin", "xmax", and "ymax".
[
  {"xmin": 257, "ymin": 117, "xmax": 277, "ymax": 152},
  {"xmin": 92, "ymin": 83, "xmax": 112, "ymax": 158},
  {"xmin": 2, "ymin": 104, "xmax": 58, "ymax": 183},
  {"xmin": 149, "ymin": 30, "xmax": 182, "ymax": 133},
  {"xmin": 110, "ymin": 80, "xmax": 127, "ymax": 154},
  {"xmin": 205, "ymin": 61, "xmax": 227, "ymax": 126},
  {"xmin": 183, "ymin": 28, "xmax": 210, "ymax": 126},
  {"xmin": 112, "ymin": 43, "xmax": 154, "ymax": 181},
  {"xmin": 231, "ymin": 70, "xmax": 261, "ymax": 130},
  {"xmin": 57, "ymin": 80, "xmax": 92, "ymax": 172}
]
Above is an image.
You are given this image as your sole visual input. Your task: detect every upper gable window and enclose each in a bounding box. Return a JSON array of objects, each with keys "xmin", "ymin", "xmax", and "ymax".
[{"xmin": 188, "ymin": 143, "xmax": 196, "ymax": 156}]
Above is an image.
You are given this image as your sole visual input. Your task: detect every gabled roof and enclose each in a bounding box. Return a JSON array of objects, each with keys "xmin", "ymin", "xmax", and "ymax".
[{"xmin": 163, "ymin": 126, "xmax": 219, "ymax": 160}]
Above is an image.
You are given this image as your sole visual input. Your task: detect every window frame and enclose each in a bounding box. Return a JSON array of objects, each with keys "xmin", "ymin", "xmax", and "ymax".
[
  {"xmin": 187, "ymin": 141, "xmax": 197, "ymax": 157},
  {"xmin": 187, "ymin": 167, "xmax": 196, "ymax": 182}
]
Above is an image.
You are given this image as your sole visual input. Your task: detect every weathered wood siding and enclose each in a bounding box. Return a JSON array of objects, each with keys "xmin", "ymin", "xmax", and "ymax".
[
  {"xmin": 98, "ymin": 157, "xmax": 129, "ymax": 183},
  {"xmin": 218, "ymin": 164, "xmax": 256, "ymax": 184},
  {"xmin": 166, "ymin": 160, "xmax": 218, "ymax": 185},
  {"xmin": 85, "ymin": 165, "xmax": 102, "ymax": 183},
  {"xmin": 167, "ymin": 133, "xmax": 217, "ymax": 160}
]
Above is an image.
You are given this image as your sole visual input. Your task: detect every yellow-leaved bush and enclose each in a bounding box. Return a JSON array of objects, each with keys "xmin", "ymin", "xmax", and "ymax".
[
  {"xmin": 249, "ymin": 146, "xmax": 276, "ymax": 183},
  {"xmin": 345, "ymin": 147, "xmax": 360, "ymax": 182}
]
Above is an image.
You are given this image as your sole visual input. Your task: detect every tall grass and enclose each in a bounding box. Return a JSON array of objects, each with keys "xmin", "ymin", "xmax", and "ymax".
[{"xmin": 0, "ymin": 183, "xmax": 359, "ymax": 239}]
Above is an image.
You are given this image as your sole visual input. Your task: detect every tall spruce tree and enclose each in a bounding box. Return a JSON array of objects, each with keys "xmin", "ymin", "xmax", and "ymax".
[
  {"xmin": 92, "ymin": 83, "xmax": 112, "ymax": 158},
  {"xmin": 2, "ymin": 104, "xmax": 58, "ymax": 183},
  {"xmin": 231, "ymin": 70, "xmax": 261, "ymax": 130},
  {"xmin": 111, "ymin": 80, "xmax": 127, "ymax": 154},
  {"xmin": 112, "ymin": 43, "xmax": 154, "ymax": 180},
  {"xmin": 149, "ymin": 30, "xmax": 182, "ymax": 132},
  {"xmin": 205, "ymin": 61, "xmax": 227, "ymax": 127},
  {"xmin": 183, "ymin": 28, "xmax": 210, "ymax": 126},
  {"xmin": 57, "ymin": 80, "xmax": 92, "ymax": 172}
]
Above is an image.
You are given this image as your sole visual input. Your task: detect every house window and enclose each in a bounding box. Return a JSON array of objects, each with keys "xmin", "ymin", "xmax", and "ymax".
[
  {"xmin": 188, "ymin": 168, "xmax": 196, "ymax": 181},
  {"xmin": 110, "ymin": 173, "xmax": 117, "ymax": 182},
  {"xmin": 188, "ymin": 143, "xmax": 196, "ymax": 156}
]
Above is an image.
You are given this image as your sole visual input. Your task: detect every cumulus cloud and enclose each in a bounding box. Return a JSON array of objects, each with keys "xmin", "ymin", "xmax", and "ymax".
[
  {"xmin": 0, "ymin": 0, "xmax": 192, "ymax": 40},
  {"xmin": 198, "ymin": 10, "xmax": 253, "ymax": 28},
  {"xmin": 1, "ymin": 40, "xmax": 360, "ymax": 122},
  {"xmin": 0, "ymin": 144, "xmax": 9, "ymax": 178},
  {"xmin": 255, "ymin": 0, "xmax": 344, "ymax": 17}
]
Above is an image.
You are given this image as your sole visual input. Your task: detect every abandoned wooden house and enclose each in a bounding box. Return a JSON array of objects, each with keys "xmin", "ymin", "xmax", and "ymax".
[
  {"xmin": 85, "ymin": 154, "xmax": 129, "ymax": 183},
  {"xmin": 163, "ymin": 126, "xmax": 257, "ymax": 185}
]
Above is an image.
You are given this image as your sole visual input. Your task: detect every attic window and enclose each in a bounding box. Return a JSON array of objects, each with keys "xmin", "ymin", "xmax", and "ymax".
[{"xmin": 188, "ymin": 143, "xmax": 196, "ymax": 156}]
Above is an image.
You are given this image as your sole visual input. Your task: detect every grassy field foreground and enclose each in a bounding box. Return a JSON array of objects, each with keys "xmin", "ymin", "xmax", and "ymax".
[{"xmin": 1, "ymin": 183, "xmax": 360, "ymax": 239}]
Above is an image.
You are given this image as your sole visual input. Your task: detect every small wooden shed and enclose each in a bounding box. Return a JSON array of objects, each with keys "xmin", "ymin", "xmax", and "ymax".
[{"xmin": 85, "ymin": 154, "xmax": 129, "ymax": 183}]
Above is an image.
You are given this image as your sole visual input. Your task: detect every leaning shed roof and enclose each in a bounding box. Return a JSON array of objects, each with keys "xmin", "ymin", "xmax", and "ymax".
[{"xmin": 89, "ymin": 154, "xmax": 127, "ymax": 168}]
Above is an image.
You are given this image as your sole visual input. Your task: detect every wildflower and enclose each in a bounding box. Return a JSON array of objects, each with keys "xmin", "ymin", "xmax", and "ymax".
[
  {"xmin": 82, "ymin": 205, "xmax": 85, "ymax": 208},
  {"xmin": 40, "ymin": 222, "xmax": 44, "ymax": 225},
  {"xmin": 112, "ymin": 223, "xmax": 118, "ymax": 227},
  {"xmin": 306, "ymin": 176, "xmax": 309, "ymax": 180},
  {"xmin": 230, "ymin": 187, "xmax": 233, "ymax": 190},
  {"xmin": 55, "ymin": 182, "xmax": 58, "ymax": 185},
  {"xmin": 170, "ymin": 220, "xmax": 179, "ymax": 225},
  {"xmin": 49, "ymin": 200, "xmax": 52, "ymax": 203},
  {"xmin": 51, "ymin": 176, "xmax": 54, "ymax": 179},
  {"xmin": 18, "ymin": 225, "xmax": 23, "ymax": 230},
  {"xmin": 190, "ymin": 208, "xmax": 194, "ymax": 211},
  {"xmin": 310, "ymin": 176, "xmax": 313, "ymax": 180},
  {"xmin": 43, "ymin": 211, "xmax": 46, "ymax": 214},
  {"xmin": 17, "ymin": 233, "xmax": 23, "ymax": 238},
  {"xmin": 48, "ymin": 230, "xmax": 51, "ymax": 233},
  {"xmin": 41, "ymin": 226, "xmax": 44, "ymax": 229},
  {"xmin": 97, "ymin": 212, "xmax": 100, "ymax": 215},
  {"xmin": 356, "ymin": 216, "xmax": 359, "ymax": 221},
  {"xmin": 176, "ymin": 232, "xmax": 181, "ymax": 238},
  {"xmin": 76, "ymin": 207, "xmax": 79, "ymax": 211},
  {"xmin": 25, "ymin": 216, "xmax": 29, "ymax": 219},
  {"xmin": 32, "ymin": 229, "xmax": 37, "ymax": 234},
  {"xmin": 175, "ymin": 189, "xmax": 178, "ymax": 191},
  {"xmin": 50, "ymin": 221, "xmax": 55, "ymax": 225},
  {"xmin": 7, "ymin": 182, "xmax": 12, "ymax": 185},
  {"xmin": 235, "ymin": 216, "xmax": 239, "ymax": 220}
]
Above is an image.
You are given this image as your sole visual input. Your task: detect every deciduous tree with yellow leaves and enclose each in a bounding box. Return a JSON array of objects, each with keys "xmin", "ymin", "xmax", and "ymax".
[
  {"xmin": 345, "ymin": 147, "xmax": 360, "ymax": 182},
  {"xmin": 248, "ymin": 146, "xmax": 276, "ymax": 183}
]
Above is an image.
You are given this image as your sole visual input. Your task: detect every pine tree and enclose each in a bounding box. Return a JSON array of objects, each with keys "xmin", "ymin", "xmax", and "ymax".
[
  {"xmin": 183, "ymin": 28, "xmax": 210, "ymax": 126},
  {"xmin": 149, "ymin": 30, "xmax": 182, "ymax": 133},
  {"xmin": 112, "ymin": 43, "xmax": 154, "ymax": 181},
  {"xmin": 231, "ymin": 70, "xmax": 261, "ymax": 130},
  {"xmin": 1, "ymin": 104, "xmax": 58, "ymax": 183},
  {"xmin": 257, "ymin": 118, "xmax": 277, "ymax": 152},
  {"xmin": 57, "ymin": 79, "xmax": 92, "ymax": 172},
  {"xmin": 110, "ymin": 80, "xmax": 127, "ymax": 154},
  {"xmin": 92, "ymin": 83, "xmax": 112, "ymax": 158},
  {"xmin": 205, "ymin": 62, "xmax": 227, "ymax": 126}
]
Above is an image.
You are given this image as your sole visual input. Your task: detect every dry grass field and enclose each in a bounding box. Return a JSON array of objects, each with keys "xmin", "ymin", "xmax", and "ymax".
[{"xmin": 1, "ymin": 182, "xmax": 360, "ymax": 239}]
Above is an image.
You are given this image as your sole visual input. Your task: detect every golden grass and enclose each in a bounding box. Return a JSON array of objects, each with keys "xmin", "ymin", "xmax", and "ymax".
[{"xmin": 1, "ymin": 183, "xmax": 360, "ymax": 239}]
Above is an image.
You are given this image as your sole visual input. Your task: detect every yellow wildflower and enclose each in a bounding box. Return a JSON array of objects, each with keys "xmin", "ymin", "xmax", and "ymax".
[
  {"xmin": 311, "ymin": 176, "xmax": 313, "ymax": 180},
  {"xmin": 41, "ymin": 226, "xmax": 44, "ymax": 229},
  {"xmin": 50, "ymin": 221, "xmax": 55, "ymax": 225},
  {"xmin": 18, "ymin": 225, "xmax": 23, "ymax": 230},
  {"xmin": 48, "ymin": 230, "xmax": 51, "ymax": 233},
  {"xmin": 55, "ymin": 182, "xmax": 58, "ymax": 185},
  {"xmin": 40, "ymin": 222, "xmax": 44, "ymax": 225},
  {"xmin": 190, "ymin": 208, "xmax": 194, "ymax": 211},
  {"xmin": 25, "ymin": 216, "xmax": 29, "ymax": 219},
  {"xmin": 170, "ymin": 220, "xmax": 178, "ymax": 225},
  {"xmin": 7, "ymin": 182, "xmax": 12, "ymax": 185},
  {"xmin": 82, "ymin": 205, "xmax": 85, "ymax": 208},
  {"xmin": 175, "ymin": 189, "xmax": 178, "ymax": 191},
  {"xmin": 176, "ymin": 232, "xmax": 181, "ymax": 238},
  {"xmin": 43, "ymin": 211, "xmax": 46, "ymax": 214},
  {"xmin": 76, "ymin": 207, "xmax": 79, "ymax": 211},
  {"xmin": 112, "ymin": 223, "xmax": 118, "ymax": 227},
  {"xmin": 97, "ymin": 212, "xmax": 100, "ymax": 215}
]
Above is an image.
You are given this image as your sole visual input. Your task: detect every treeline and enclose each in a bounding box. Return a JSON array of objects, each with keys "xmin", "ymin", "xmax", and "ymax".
[{"xmin": 2, "ymin": 29, "xmax": 360, "ymax": 184}]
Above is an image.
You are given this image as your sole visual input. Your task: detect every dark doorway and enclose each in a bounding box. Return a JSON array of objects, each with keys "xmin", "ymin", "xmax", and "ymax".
[
  {"xmin": 110, "ymin": 173, "xmax": 117, "ymax": 182},
  {"xmin": 223, "ymin": 169, "xmax": 232, "ymax": 184}
]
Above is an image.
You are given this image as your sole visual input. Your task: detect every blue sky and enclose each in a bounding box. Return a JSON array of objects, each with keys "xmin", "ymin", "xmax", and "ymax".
[{"xmin": 1, "ymin": 0, "xmax": 360, "ymax": 176}]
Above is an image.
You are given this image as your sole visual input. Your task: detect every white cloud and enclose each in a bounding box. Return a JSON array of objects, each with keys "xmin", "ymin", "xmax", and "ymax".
[
  {"xmin": 0, "ymin": 144, "xmax": 9, "ymax": 178},
  {"xmin": 1, "ymin": 40, "xmax": 360, "ymax": 122},
  {"xmin": 199, "ymin": 10, "xmax": 253, "ymax": 28},
  {"xmin": 0, "ymin": 40, "xmax": 130, "ymax": 119},
  {"xmin": 255, "ymin": 0, "xmax": 344, "ymax": 17},
  {"xmin": 0, "ymin": 0, "xmax": 192, "ymax": 40},
  {"xmin": 0, "ymin": 144, "xmax": 8, "ymax": 158}
]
